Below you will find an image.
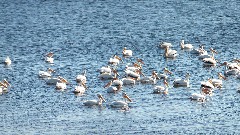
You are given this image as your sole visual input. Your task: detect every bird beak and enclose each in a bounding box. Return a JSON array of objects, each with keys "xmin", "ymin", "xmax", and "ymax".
[
  {"xmin": 3, "ymin": 79, "xmax": 10, "ymax": 87},
  {"xmin": 0, "ymin": 82, "xmax": 8, "ymax": 88},
  {"xmin": 100, "ymin": 95, "xmax": 106, "ymax": 102},
  {"xmin": 125, "ymin": 95, "xmax": 132, "ymax": 102},
  {"xmin": 59, "ymin": 77, "xmax": 69, "ymax": 84}
]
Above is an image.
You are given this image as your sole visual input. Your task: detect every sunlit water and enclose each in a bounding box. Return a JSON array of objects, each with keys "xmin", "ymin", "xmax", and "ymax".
[{"xmin": 0, "ymin": 0, "xmax": 240, "ymax": 134}]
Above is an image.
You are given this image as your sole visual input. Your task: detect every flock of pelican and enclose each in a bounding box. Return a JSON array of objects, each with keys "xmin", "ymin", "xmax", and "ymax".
[{"xmin": 1, "ymin": 40, "xmax": 240, "ymax": 110}]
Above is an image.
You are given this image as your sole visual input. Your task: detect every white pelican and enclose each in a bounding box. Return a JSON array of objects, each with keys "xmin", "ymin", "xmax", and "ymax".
[
  {"xmin": 200, "ymin": 80, "xmax": 214, "ymax": 95},
  {"xmin": 73, "ymin": 82, "xmax": 87, "ymax": 95},
  {"xmin": 45, "ymin": 52, "xmax": 54, "ymax": 63},
  {"xmin": 190, "ymin": 93, "xmax": 205, "ymax": 102},
  {"xmin": 99, "ymin": 66, "xmax": 112, "ymax": 74},
  {"xmin": 191, "ymin": 44, "xmax": 206, "ymax": 55},
  {"xmin": 156, "ymin": 68, "xmax": 172, "ymax": 80},
  {"xmin": 108, "ymin": 55, "xmax": 122, "ymax": 65},
  {"xmin": 0, "ymin": 79, "xmax": 11, "ymax": 93},
  {"xmin": 173, "ymin": 73, "xmax": 190, "ymax": 87},
  {"xmin": 122, "ymin": 77, "xmax": 136, "ymax": 85},
  {"xmin": 107, "ymin": 85, "xmax": 122, "ymax": 93},
  {"xmin": 220, "ymin": 61, "xmax": 240, "ymax": 76},
  {"xmin": 112, "ymin": 78, "xmax": 123, "ymax": 87},
  {"xmin": 39, "ymin": 68, "xmax": 55, "ymax": 78},
  {"xmin": 4, "ymin": 56, "xmax": 11, "ymax": 65},
  {"xmin": 140, "ymin": 71, "xmax": 158, "ymax": 84},
  {"xmin": 122, "ymin": 47, "xmax": 133, "ymax": 57},
  {"xmin": 99, "ymin": 69, "xmax": 118, "ymax": 80},
  {"xmin": 202, "ymin": 57, "xmax": 217, "ymax": 66},
  {"xmin": 160, "ymin": 42, "xmax": 172, "ymax": 48},
  {"xmin": 210, "ymin": 73, "xmax": 226, "ymax": 88},
  {"xmin": 153, "ymin": 80, "xmax": 169, "ymax": 94},
  {"xmin": 180, "ymin": 40, "xmax": 193, "ymax": 50},
  {"xmin": 125, "ymin": 69, "xmax": 142, "ymax": 80},
  {"xmin": 164, "ymin": 46, "xmax": 178, "ymax": 58},
  {"xmin": 110, "ymin": 93, "xmax": 132, "ymax": 108},
  {"xmin": 55, "ymin": 77, "xmax": 68, "ymax": 90},
  {"xmin": 76, "ymin": 70, "xmax": 87, "ymax": 83},
  {"xmin": 83, "ymin": 94, "xmax": 106, "ymax": 106}
]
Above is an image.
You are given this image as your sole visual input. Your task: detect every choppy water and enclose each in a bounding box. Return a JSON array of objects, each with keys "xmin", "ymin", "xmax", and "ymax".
[{"xmin": 0, "ymin": 0, "xmax": 240, "ymax": 134}]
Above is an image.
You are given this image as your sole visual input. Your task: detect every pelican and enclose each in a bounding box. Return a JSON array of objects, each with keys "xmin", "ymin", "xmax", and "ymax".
[
  {"xmin": 202, "ymin": 48, "xmax": 218, "ymax": 66},
  {"xmin": 4, "ymin": 56, "xmax": 11, "ymax": 65},
  {"xmin": 125, "ymin": 69, "xmax": 142, "ymax": 80},
  {"xmin": 190, "ymin": 93, "xmax": 205, "ymax": 102},
  {"xmin": 153, "ymin": 80, "xmax": 169, "ymax": 94},
  {"xmin": 110, "ymin": 93, "xmax": 132, "ymax": 108},
  {"xmin": 125, "ymin": 63, "xmax": 140, "ymax": 72},
  {"xmin": 173, "ymin": 73, "xmax": 190, "ymax": 87},
  {"xmin": 108, "ymin": 55, "xmax": 122, "ymax": 65},
  {"xmin": 83, "ymin": 94, "xmax": 106, "ymax": 106},
  {"xmin": 0, "ymin": 79, "xmax": 11, "ymax": 93},
  {"xmin": 122, "ymin": 77, "xmax": 136, "ymax": 85},
  {"xmin": 164, "ymin": 46, "xmax": 178, "ymax": 58},
  {"xmin": 55, "ymin": 77, "xmax": 68, "ymax": 90},
  {"xmin": 191, "ymin": 44, "xmax": 206, "ymax": 55},
  {"xmin": 39, "ymin": 68, "xmax": 55, "ymax": 78},
  {"xmin": 180, "ymin": 40, "xmax": 193, "ymax": 50},
  {"xmin": 210, "ymin": 73, "xmax": 226, "ymax": 88},
  {"xmin": 122, "ymin": 47, "xmax": 133, "ymax": 57},
  {"xmin": 73, "ymin": 82, "xmax": 87, "ymax": 95},
  {"xmin": 200, "ymin": 80, "xmax": 214, "ymax": 95},
  {"xmin": 99, "ymin": 66, "xmax": 112, "ymax": 74},
  {"xmin": 220, "ymin": 61, "xmax": 240, "ymax": 76},
  {"xmin": 106, "ymin": 85, "xmax": 122, "ymax": 93},
  {"xmin": 156, "ymin": 68, "xmax": 172, "ymax": 80},
  {"xmin": 45, "ymin": 52, "xmax": 54, "ymax": 63},
  {"xmin": 76, "ymin": 70, "xmax": 87, "ymax": 83},
  {"xmin": 160, "ymin": 42, "xmax": 172, "ymax": 48},
  {"xmin": 112, "ymin": 78, "xmax": 123, "ymax": 87},
  {"xmin": 140, "ymin": 71, "xmax": 158, "ymax": 84}
]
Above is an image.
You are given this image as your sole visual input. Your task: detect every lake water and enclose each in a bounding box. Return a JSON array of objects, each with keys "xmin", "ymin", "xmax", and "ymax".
[{"xmin": 0, "ymin": 0, "xmax": 240, "ymax": 134}]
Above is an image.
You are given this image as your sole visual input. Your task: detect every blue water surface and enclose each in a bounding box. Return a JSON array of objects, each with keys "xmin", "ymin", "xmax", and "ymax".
[{"xmin": 0, "ymin": 0, "xmax": 240, "ymax": 134}]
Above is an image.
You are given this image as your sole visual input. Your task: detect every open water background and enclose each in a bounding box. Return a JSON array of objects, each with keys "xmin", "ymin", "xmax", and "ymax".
[{"xmin": 0, "ymin": 0, "xmax": 240, "ymax": 134}]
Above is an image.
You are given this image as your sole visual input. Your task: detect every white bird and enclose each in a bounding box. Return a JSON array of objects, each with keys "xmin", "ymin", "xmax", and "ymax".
[
  {"xmin": 156, "ymin": 68, "xmax": 172, "ymax": 80},
  {"xmin": 202, "ymin": 57, "xmax": 217, "ymax": 66},
  {"xmin": 106, "ymin": 85, "xmax": 122, "ymax": 93},
  {"xmin": 200, "ymin": 80, "xmax": 214, "ymax": 95},
  {"xmin": 0, "ymin": 79, "xmax": 11, "ymax": 93},
  {"xmin": 83, "ymin": 94, "xmax": 106, "ymax": 106},
  {"xmin": 220, "ymin": 61, "xmax": 240, "ymax": 76},
  {"xmin": 73, "ymin": 82, "xmax": 87, "ymax": 95},
  {"xmin": 210, "ymin": 73, "xmax": 226, "ymax": 88},
  {"xmin": 110, "ymin": 93, "xmax": 132, "ymax": 108},
  {"xmin": 160, "ymin": 42, "xmax": 172, "ymax": 48},
  {"xmin": 4, "ymin": 56, "xmax": 11, "ymax": 65},
  {"xmin": 164, "ymin": 46, "xmax": 178, "ymax": 58},
  {"xmin": 153, "ymin": 80, "xmax": 169, "ymax": 94},
  {"xmin": 108, "ymin": 55, "xmax": 122, "ymax": 65},
  {"xmin": 55, "ymin": 77, "xmax": 68, "ymax": 90},
  {"xmin": 125, "ymin": 69, "xmax": 142, "ymax": 80},
  {"xmin": 99, "ymin": 66, "xmax": 112, "ymax": 74},
  {"xmin": 45, "ymin": 52, "xmax": 54, "ymax": 64},
  {"xmin": 180, "ymin": 40, "xmax": 193, "ymax": 50},
  {"xmin": 122, "ymin": 77, "xmax": 136, "ymax": 85},
  {"xmin": 191, "ymin": 44, "xmax": 206, "ymax": 55},
  {"xmin": 76, "ymin": 70, "xmax": 87, "ymax": 84},
  {"xmin": 173, "ymin": 73, "xmax": 190, "ymax": 87},
  {"xmin": 140, "ymin": 71, "xmax": 158, "ymax": 84},
  {"xmin": 190, "ymin": 93, "xmax": 205, "ymax": 102},
  {"xmin": 122, "ymin": 47, "xmax": 133, "ymax": 57},
  {"xmin": 39, "ymin": 68, "xmax": 55, "ymax": 78}
]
